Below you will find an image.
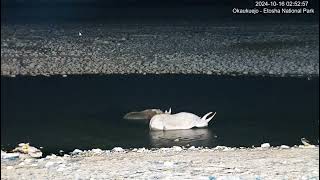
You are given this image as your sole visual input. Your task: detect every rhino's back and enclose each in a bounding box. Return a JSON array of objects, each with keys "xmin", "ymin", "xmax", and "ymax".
[
  {"xmin": 173, "ymin": 112, "xmax": 200, "ymax": 120},
  {"xmin": 163, "ymin": 113, "xmax": 198, "ymax": 130}
]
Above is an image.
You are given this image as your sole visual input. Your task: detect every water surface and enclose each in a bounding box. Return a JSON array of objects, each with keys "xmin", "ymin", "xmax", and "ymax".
[{"xmin": 1, "ymin": 75, "xmax": 318, "ymax": 154}]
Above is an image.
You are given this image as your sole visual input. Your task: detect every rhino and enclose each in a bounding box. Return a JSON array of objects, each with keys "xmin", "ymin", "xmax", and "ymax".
[{"xmin": 149, "ymin": 111, "xmax": 216, "ymax": 130}]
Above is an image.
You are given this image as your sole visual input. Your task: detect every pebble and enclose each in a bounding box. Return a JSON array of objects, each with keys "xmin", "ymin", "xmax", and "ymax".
[
  {"xmin": 57, "ymin": 167, "xmax": 65, "ymax": 172},
  {"xmin": 112, "ymin": 147, "xmax": 124, "ymax": 152},
  {"xmin": 222, "ymin": 147, "xmax": 235, "ymax": 152},
  {"xmin": 299, "ymin": 145, "xmax": 316, "ymax": 149},
  {"xmin": 45, "ymin": 161, "xmax": 55, "ymax": 168},
  {"xmin": 24, "ymin": 159, "xmax": 33, "ymax": 163},
  {"xmin": 72, "ymin": 149, "xmax": 83, "ymax": 155},
  {"xmin": 214, "ymin": 146, "xmax": 227, "ymax": 150},
  {"xmin": 137, "ymin": 148, "xmax": 147, "ymax": 153},
  {"xmin": 1, "ymin": 152, "xmax": 20, "ymax": 160},
  {"xmin": 46, "ymin": 154, "xmax": 57, "ymax": 159},
  {"xmin": 172, "ymin": 146, "xmax": 183, "ymax": 151},
  {"xmin": 57, "ymin": 164, "xmax": 66, "ymax": 172},
  {"xmin": 91, "ymin": 149, "xmax": 103, "ymax": 154},
  {"xmin": 280, "ymin": 145, "xmax": 290, "ymax": 149},
  {"xmin": 261, "ymin": 143, "xmax": 271, "ymax": 148},
  {"xmin": 159, "ymin": 148, "xmax": 170, "ymax": 152},
  {"xmin": 163, "ymin": 161, "xmax": 174, "ymax": 167}
]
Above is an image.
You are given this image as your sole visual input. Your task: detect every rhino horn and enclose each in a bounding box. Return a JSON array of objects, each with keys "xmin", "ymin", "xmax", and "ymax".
[{"xmin": 201, "ymin": 112, "xmax": 216, "ymax": 122}]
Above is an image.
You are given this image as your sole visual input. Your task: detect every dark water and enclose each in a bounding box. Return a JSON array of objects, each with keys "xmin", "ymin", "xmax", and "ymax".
[{"xmin": 1, "ymin": 75, "xmax": 319, "ymax": 154}]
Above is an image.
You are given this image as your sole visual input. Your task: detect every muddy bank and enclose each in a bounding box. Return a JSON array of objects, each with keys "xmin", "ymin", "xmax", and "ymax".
[{"xmin": 1, "ymin": 146, "xmax": 319, "ymax": 179}]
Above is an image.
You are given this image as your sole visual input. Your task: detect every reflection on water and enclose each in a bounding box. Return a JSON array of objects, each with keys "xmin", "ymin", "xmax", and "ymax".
[{"xmin": 149, "ymin": 129, "xmax": 216, "ymax": 147}]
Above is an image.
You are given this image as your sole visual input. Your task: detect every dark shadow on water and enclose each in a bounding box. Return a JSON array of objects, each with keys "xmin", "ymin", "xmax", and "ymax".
[{"xmin": 1, "ymin": 74, "xmax": 319, "ymax": 154}]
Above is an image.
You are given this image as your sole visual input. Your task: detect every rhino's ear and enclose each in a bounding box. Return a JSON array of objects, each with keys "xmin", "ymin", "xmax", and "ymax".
[{"xmin": 165, "ymin": 108, "xmax": 172, "ymax": 114}]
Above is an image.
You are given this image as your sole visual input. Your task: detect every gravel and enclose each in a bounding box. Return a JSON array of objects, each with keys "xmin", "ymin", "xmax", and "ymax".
[
  {"xmin": 1, "ymin": 22, "xmax": 318, "ymax": 77},
  {"xmin": 1, "ymin": 146, "xmax": 319, "ymax": 179}
]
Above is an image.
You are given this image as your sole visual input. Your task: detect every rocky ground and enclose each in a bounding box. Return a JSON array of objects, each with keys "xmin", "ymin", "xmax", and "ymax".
[
  {"xmin": 1, "ymin": 145, "xmax": 319, "ymax": 179},
  {"xmin": 1, "ymin": 22, "xmax": 319, "ymax": 77}
]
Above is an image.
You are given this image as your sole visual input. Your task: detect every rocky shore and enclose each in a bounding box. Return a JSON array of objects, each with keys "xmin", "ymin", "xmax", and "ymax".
[
  {"xmin": 1, "ymin": 145, "xmax": 319, "ymax": 179},
  {"xmin": 1, "ymin": 22, "xmax": 319, "ymax": 77}
]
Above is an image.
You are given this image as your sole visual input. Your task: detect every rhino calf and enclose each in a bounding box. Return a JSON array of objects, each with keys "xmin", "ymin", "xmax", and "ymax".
[{"xmin": 149, "ymin": 112, "xmax": 216, "ymax": 130}]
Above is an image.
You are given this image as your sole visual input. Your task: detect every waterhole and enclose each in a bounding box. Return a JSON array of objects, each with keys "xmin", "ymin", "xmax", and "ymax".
[{"xmin": 1, "ymin": 75, "xmax": 318, "ymax": 154}]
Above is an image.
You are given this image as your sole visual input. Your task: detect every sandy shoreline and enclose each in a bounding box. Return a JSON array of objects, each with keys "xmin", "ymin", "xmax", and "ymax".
[{"xmin": 1, "ymin": 146, "xmax": 319, "ymax": 179}]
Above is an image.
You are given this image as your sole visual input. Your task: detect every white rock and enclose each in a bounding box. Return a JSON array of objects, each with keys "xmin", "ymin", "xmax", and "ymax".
[
  {"xmin": 45, "ymin": 161, "xmax": 55, "ymax": 168},
  {"xmin": 75, "ymin": 174, "xmax": 81, "ymax": 180},
  {"xmin": 172, "ymin": 146, "xmax": 182, "ymax": 151},
  {"xmin": 112, "ymin": 147, "xmax": 124, "ymax": 152},
  {"xmin": 216, "ymin": 176, "xmax": 242, "ymax": 180},
  {"xmin": 137, "ymin": 148, "xmax": 147, "ymax": 153},
  {"xmin": 24, "ymin": 159, "xmax": 33, "ymax": 163},
  {"xmin": 261, "ymin": 143, "xmax": 271, "ymax": 148},
  {"xmin": 222, "ymin": 147, "xmax": 235, "ymax": 151},
  {"xmin": 91, "ymin": 149, "xmax": 103, "ymax": 154},
  {"xmin": 214, "ymin": 146, "xmax": 227, "ymax": 150},
  {"xmin": 18, "ymin": 143, "xmax": 26, "ymax": 147},
  {"xmin": 57, "ymin": 167, "xmax": 65, "ymax": 172},
  {"xmin": 131, "ymin": 148, "xmax": 138, "ymax": 152},
  {"xmin": 6, "ymin": 166, "xmax": 13, "ymax": 170},
  {"xmin": 299, "ymin": 145, "xmax": 316, "ymax": 149},
  {"xmin": 57, "ymin": 164, "xmax": 66, "ymax": 172},
  {"xmin": 159, "ymin": 148, "xmax": 170, "ymax": 151},
  {"xmin": 280, "ymin": 145, "xmax": 290, "ymax": 149},
  {"xmin": 29, "ymin": 151, "xmax": 42, "ymax": 158},
  {"xmin": 46, "ymin": 154, "xmax": 57, "ymax": 159},
  {"xmin": 164, "ymin": 161, "xmax": 174, "ymax": 167},
  {"xmin": 188, "ymin": 146, "xmax": 196, "ymax": 150},
  {"xmin": 1, "ymin": 152, "xmax": 20, "ymax": 160},
  {"xmin": 72, "ymin": 149, "xmax": 83, "ymax": 155},
  {"xmin": 13, "ymin": 143, "xmax": 42, "ymax": 158}
]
